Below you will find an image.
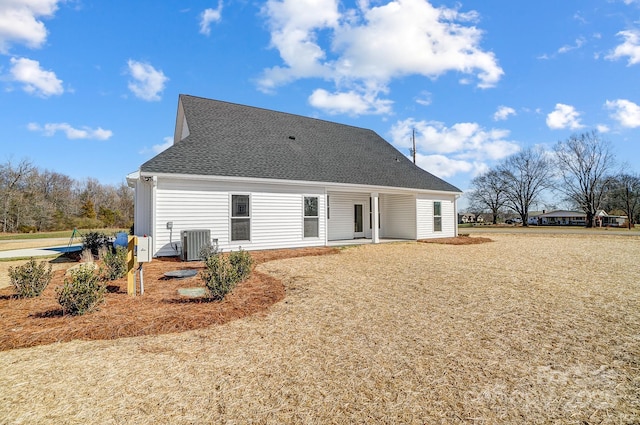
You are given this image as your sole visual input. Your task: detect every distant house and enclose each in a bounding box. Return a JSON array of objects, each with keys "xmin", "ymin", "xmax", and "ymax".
[
  {"xmin": 529, "ymin": 210, "xmax": 587, "ymax": 226},
  {"xmin": 595, "ymin": 210, "xmax": 627, "ymax": 227},
  {"xmin": 127, "ymin": 95, "xmax": 462, "ymax": 257},
  {"xmin": 459, "ymin": 213, "xmax": 484, "ymax": 224}
]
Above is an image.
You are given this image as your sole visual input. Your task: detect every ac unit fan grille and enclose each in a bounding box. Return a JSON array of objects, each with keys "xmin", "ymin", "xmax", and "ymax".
[{"xmin": 181, "ymin": 229, "xmax": 211, "ymax": 261}]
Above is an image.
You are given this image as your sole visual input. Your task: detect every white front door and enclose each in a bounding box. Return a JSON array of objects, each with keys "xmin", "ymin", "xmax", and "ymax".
[{"xmin": 354, "ymin": 204, "xmax": 364, "ymax": 238}]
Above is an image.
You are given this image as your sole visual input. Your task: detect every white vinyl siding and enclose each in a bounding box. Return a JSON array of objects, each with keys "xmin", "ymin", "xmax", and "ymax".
[
  {"xmin": 138, "ymin": 176, "xmax": 460, "ymax": 255},
  {"xmin": 327, "ymin": 192, "xmax": 371, "ymax": 240},
  {"xmin": 416, "ymin": 195, "xmax": 456, "ymax": 239},
  {"xmin": 379, "ymin": 194, "xmax": 416, "ymax": 239},
  {"xmin": 155, "ymin": 184, "xmax": 228, "ymax": 257},
  {"xmin": 153, "ymin": 179, "xmax": 325, "ymax": 254}
]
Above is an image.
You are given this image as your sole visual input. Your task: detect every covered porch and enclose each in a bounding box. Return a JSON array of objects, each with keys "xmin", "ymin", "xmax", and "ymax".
[{"xmin": 326, "ymin": 190, "xmax": 417, "ymax": 244}]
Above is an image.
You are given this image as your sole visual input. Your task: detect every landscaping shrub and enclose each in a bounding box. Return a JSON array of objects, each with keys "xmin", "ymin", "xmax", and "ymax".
[
  {"xmin": 57, "ymin": 265, "xmax": 106, "ymax": 315},
  {"xmin": 201, "ymin": 254, "xmax": 238, "ymax": 300},
  {"xmin": 82, "ymin": 231, "xmax": 110, "ymax": 256},
  {"xmin": 200, "ymin": 248, "xmax": 253, "ymax": 300},
  {"xmin": 8, "ymin": 258, "xmax": 53, "ymax": 298},
  {"xmin": 100, "ymin": 246, "xmax": 127, "ymax": 281},
  {"xmin": 229, "ymin": 248, "xmax": 253, "ymax": 282}
]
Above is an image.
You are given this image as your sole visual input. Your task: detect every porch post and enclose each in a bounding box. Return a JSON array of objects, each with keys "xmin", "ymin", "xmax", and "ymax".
[
  {"xmin": 371, "ymin": 192, "xmax": 380, "ymax": 243},
  {"xmin": 454, "ymin": 194, "xmax": 460, "ymax": 237}
]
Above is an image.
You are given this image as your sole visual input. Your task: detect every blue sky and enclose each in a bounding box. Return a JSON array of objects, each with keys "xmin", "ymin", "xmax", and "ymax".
[{"xmin": 2, "ymin": 0, "xmax": 640, "ymax": 204}]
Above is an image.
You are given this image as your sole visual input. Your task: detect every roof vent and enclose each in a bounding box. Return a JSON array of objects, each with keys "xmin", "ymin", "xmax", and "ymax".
[{"xmin": 288, "ymin": 136, "xmax": 296, "ymax": 140}]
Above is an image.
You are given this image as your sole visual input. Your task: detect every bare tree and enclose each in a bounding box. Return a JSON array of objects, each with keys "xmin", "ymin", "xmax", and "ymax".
[
  {"xmin": 554, "ymin": 131, "xmax": 616, "ymax": 228},
  {"xmin": 468, "ymin": 170, "xmax": 508, "ymax": 224},
  {"xmin": 0, "ymin": 158, "xmax": 134, "ymax": 233},
  {"xmin": 499, "ymin": 148, "xmax": 554, "ymax": 226},
  {"xmin": 0, "ymin": 159, "xmax": 34, "ymax": 232},
  {"xmin": 607, "ymin": 173, "xmax": 640, "ymax": 229}
]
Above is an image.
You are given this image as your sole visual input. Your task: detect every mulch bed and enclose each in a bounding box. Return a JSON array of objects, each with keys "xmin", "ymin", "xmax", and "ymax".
[
  {"xmin": 0, "ymin": 247, "xmax": 339, "ymax": 351},
  {"xmin": 418, "ymin": 235, "xmax": 493, "ymax": 245}
]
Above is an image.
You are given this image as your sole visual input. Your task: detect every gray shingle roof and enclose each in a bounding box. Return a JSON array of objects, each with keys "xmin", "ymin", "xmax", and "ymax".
[{"xmin": 140, "ymin": 95, "xmax": 461, "ymax": 193}]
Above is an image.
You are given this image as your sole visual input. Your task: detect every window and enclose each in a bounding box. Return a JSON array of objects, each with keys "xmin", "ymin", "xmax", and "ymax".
[
  {"xmin": 304, "ymin": 196, "xmax": 319, "ymax": 238},
  {"xmin": 434, "ymin": 201, "xmax": 442, "ymax": 232},
  {"xmin": 231, "ymin": 195, "xmax": 250, "ymax": 241}
]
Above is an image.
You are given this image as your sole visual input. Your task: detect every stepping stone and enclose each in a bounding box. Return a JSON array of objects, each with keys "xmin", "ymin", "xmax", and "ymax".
[
  {"xmin": 177, "ymin": 287, "xmax": 207, "ymax": 298},
  {"xmin": 164, "ymin": 269, "xmax": 198, "ymax": 279}
]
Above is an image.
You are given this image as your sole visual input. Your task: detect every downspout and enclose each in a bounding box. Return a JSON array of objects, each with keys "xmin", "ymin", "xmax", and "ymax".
[
  {"xmin": 324, "ymin": 188, "xmax": 329, "ymax": 247},
  {"xmin": 371, "ymin": 192, "xmax": 380, "ymax": 243},
  {"xmin": 454, "ymin": 194, "xmax": 460, "ymax": 236}
]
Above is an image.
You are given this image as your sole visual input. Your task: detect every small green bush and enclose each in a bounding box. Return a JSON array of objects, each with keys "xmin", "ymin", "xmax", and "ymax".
[
  {"xmin": 200, "ymin": 249, "xmax": 253, "ymax": 300},
  {"xmin": 101, "ymin": 246, "xmax": 127, "ymax": 281},
  {"xmin": 82, "ymin": 231, "xmax": 110, "ymax": 256},
  {"xmin": 57, "ymin": 265, "xmax": 106, "ymax": 315},
  {"xmin": 201, "ymin": 254, "xmax": 238, "ymax": 300},
  {"xmin": 8, "ymin": 258, "xmax": 53, "ymax": 298},
  {"xmin": 229, "ymin": 248, "xmax": 252, "ymax": 282}
]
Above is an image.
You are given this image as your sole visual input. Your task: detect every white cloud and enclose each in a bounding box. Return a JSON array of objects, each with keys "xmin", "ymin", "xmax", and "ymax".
[
  {"xmin": 415, "ymin": 91, "xmax": 431, "ymax": 106},
  {"xmin": 126, "ymin": 59, "xmax": 168, "ymax": 101},
  {"xmin": 28, "ymin": 122, "xmax": 113, "ymax": 140},
  {"xmin": 596, "ymin": 124, "xmax": 610, "ymax": 133},
  {"xmin": 139, "ymin": 136, "xmax": 173, "ymax": 155},
  {"xmin": 0, "ymin": 0, "xmax": 60, "ymax": 53},
  {"xmin": 153, "ymin": 136, "xmax": 173, "ymax": 153},
  {"xmin": 391, "ymin": 119, "xmax": 520, "ymax": 159},
  {"xmin": 546, "ymin": 103, "xmax": 584, "ymax": 130},
  {"xmin": 557, "ymin": 37, "xmax": 586, "ymax": 54},
  {"xmin": 606, "ymin": 30, "xmax": 640, "ymax": 65},
  {"xmin": 260, "ymin": 0, "xmax": 503, "ymax": 115},
  {"xmin": 308, "ymin": 88, "xmax": 392, "ymax": 115},
  {"xmin": 493, "ymin": 105, "xmax": 516, "ymax": 121},
  {"xmin": 9, "ymin": 56, "xmax": 63, "ymax": 97},
  {"xmin": 199, "ymin": 1, "xmax": 223, "ymax": 36},
  {"xmin": 605, "ymin": 99, "xmax": 640, "ymax": 128},
  {"xmin": 415, "ymin": 153, "xmax": 474, "ymax": 178},
  {"xmin": 389, "ymin": 118, "xmax": 520, "ymax": 178}
]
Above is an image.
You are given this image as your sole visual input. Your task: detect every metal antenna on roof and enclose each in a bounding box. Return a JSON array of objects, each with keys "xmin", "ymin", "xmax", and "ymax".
[{"xmin": 409, "ymin": 128, "xmax": 416, "ymax": 164}]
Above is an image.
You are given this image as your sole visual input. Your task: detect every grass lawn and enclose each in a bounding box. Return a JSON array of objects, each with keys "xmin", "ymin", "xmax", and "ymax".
[{"xmin": 0, "ymin": 233, "xmax": 638, "ymax": 423}]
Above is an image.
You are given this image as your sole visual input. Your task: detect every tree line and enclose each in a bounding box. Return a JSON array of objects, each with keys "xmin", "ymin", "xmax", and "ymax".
[
  {"xmin": 0, "ymin": 159, "xmax": 133, "ymax": 233},
  {"xmin": 468, "ymin": 131, "xmax": 640, "ymax": 229}
]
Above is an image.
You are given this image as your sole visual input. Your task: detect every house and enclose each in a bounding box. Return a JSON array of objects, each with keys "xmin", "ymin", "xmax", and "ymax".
[
  {"xmin": 595, "ymin": 210, "xmax": 627, "ymax": 227},
  {"xmin": 530, "ymin": 210, "xmax": 587, "ymax": 226},
  {"xmin": 127, "ymin": 95, "xmax": 462, "ymax": 257},
  {"xmin": 458, "ymin": 213, "xmax": 487, "ymax": 224}
]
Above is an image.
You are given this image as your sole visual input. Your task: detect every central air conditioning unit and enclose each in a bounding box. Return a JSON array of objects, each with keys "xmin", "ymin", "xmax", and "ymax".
[{"xmin": 180, "ymin": 229, "xmax": 211, "ymax": 261}]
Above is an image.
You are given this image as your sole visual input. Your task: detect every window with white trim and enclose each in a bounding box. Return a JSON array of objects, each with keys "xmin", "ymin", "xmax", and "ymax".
[
  {"xmin": 434, "ymin": 201, "xmax": 442, "ymax": 232},
  {"xmin": 231, "ymin": 194, "xmax": 250, "ymax": 241},
  {"xmin": 304, "ymin": 196, "xmax": 319, "ymax": 238}
]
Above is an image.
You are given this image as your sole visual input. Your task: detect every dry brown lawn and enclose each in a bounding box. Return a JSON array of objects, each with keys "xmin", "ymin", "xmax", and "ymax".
[{"xmin": 1, "ymin": 234, "xmax": 639, "ymax": 424}]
